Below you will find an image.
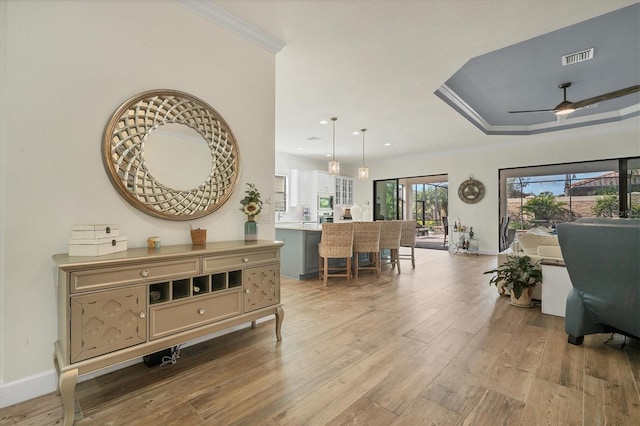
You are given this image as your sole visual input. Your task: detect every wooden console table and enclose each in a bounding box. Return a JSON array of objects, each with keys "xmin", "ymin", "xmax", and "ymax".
[{"xmin": 53, "ymin": 240, "xmax": 284, "ymax": 425}]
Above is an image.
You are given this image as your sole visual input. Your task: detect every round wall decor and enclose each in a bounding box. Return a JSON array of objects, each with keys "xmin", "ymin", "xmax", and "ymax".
[
  {"xmin": 458, "ymin": 177, "xmax": 485, "ymax": 204},
  {"xmin": 102, "ymin": 89, "xmax": 240, "ymax": 220}
]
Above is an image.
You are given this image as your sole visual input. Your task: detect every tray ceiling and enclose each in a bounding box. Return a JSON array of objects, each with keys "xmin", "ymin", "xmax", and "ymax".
[{"xmin": 182, "ymin": 1, "xmax": 640, "ymax": 163}]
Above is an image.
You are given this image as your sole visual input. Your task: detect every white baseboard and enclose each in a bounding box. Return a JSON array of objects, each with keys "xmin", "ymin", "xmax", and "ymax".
[
  {"xmin": 0, "ymin": 369, "xmax": 57, "ymax": 409},
  {"xmin": 0, "ymin": 320, "xmax": 264, "ymax": 408}
]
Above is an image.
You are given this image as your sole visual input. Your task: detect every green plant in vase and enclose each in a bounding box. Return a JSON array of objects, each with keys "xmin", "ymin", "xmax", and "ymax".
[
  {"xmin": 484, "ymin": 255, "xmax": 542, "ymax": 307},
  {"xmin": 240, "ymin": 183, "xmax": 268, "ymax": 241}
]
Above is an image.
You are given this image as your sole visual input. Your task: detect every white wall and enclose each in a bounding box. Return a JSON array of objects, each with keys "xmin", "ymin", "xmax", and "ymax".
[
  {"xmin": 351, "ymin": 118, "xmax": 640, "ymax": 254},
  {"xmin": 0, "ymin": 0, "xmax": 276, "ymax": 406},
  {"xmin": 276, "ymin": 152, "xmax": 358, "ymax": 178}
]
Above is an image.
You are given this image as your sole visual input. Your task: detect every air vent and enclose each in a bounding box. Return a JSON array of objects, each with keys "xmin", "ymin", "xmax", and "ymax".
[
  {"xmin": 562, "ymin": 48, "xmax": 594, "ymax": 66},
  {"xmin": 307, "ymin": 136, "xmax": 320, "ymax": 141}
]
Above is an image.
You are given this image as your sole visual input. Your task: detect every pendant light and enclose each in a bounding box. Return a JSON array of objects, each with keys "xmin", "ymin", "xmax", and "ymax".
[
  {"xmin": 328, "ymin": 117, "xmax": 340, "ymax": 175},
  {"xmin": 358, "ymin": 128, "xmax": 369, "ymax": 180}
]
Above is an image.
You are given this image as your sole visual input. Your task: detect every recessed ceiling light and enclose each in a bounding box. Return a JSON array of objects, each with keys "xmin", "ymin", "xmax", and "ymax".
[
  {"xmin": 384, "ymin": 143, "xmax": 391, "ymax": 146},
  {"xmin": 352, "ymin": 131, "xmax": 359, "ymax": 135},
  {"xmin": 298, "ymin": 148, "xmax": 304, "ymax": 151},
  {"xmin": 325, "ymin": 153, "xmax": 331, "ymax": 157},
  {"xmin": 320, "ymin": 120, "xmax": 328, "ymax": 125}
]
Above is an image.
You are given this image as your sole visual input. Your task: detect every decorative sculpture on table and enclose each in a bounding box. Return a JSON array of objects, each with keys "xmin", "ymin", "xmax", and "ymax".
[{"xmin": 351, "ymin": 203, "xmax": 362, "ymax": 221}]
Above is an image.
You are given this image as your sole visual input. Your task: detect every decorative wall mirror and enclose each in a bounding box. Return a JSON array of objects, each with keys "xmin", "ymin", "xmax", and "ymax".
[{"xmin": 102, "ymin": 89, "xmax": 240, "ymax": 220}]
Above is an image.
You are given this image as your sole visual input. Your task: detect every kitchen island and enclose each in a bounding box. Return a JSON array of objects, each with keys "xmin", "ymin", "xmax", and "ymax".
[{"xmin": 276, "ymin": 223, "xmax": 322, "ymax": 279}]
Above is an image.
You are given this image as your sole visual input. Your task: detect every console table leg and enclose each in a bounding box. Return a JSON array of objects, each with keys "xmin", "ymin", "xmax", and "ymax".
[
  {"xmin": 59, "ymin": 368, "xmax": 78, "ymax": 426},
  {"xmin": 275, "ymin": 306, "xmax": 284, "ymax": 341}
]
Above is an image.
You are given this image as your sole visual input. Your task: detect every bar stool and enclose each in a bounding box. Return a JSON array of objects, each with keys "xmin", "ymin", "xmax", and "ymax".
[
  {"xmin": 318, "ymin": 223, "xmax": 354, "ymax": 286},
  {"xmin": 352, "ymin": 221, "xmax": 382, "ymax": 279},
  {"xmin": 399, "ymin": 220, "xmax": 417, "ymax": 269},
  {"xmin": 379, "ymin": 220, "xmax": 402, "ymax": 273}
]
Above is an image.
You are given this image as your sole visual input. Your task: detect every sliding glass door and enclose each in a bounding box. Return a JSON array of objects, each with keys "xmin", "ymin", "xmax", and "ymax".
[
  {"xmin": 624, "ymin": 157, "xmax": 640, "ymax": 217},
  {"xmin": 373, "ymin": 179, "xmax": 400, "ymax": 220},
  {"xmin": 374, "ymin": 175, "xmax": 449, "ymax": 223},
  {"xmin": 500, "ymin": 157, "xmax": 639, "ymax": 231}
]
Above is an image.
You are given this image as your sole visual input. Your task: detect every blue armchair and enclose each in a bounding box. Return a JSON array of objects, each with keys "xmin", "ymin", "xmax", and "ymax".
[{"xmin": 557, "ymin": 217, "xmax": 640, "ymax": 345}]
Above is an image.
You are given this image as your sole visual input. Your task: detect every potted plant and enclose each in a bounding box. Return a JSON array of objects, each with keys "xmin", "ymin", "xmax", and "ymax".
[
  {"xmin": 484, "ymin": 255, "xmax": 542, "ymax": 307},
  {"xmin": 239, "ymin": 183, "xmax": 268, "ymax": 241}
]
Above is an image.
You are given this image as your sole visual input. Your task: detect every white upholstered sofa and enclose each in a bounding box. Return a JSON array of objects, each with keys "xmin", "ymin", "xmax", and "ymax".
[{"xmin": 496, "ymin": 228, "xmax": 563, "ymax": 299}]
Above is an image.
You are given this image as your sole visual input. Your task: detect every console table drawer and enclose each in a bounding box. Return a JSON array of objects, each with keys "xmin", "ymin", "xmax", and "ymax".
[
  {"xmin": 202, "ymin": 249, "xmax": 279, "ymax": 272},
  {"xmin": 70, "ymin": 259, "xmax": 200, "ymax": 293},
  {"xmin": 149, "ymin": 290, "xmax": 242, "ymax": 339}
]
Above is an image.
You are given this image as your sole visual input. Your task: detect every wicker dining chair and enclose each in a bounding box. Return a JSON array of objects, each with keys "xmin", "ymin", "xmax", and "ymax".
[
  {"xmin": 318, "ymin": 223, "xmax": 354, "ymax": 286},
  {"xmin": 352, "ymin": 221, "xmax": 382, "ymax": 279},
  {"xmin": 398, "ymin": 220, "xmax": 417, "ymax": 269},
  {"xmin": 379, "ymin": 220, "xmax": 402, "ymax": 273}
]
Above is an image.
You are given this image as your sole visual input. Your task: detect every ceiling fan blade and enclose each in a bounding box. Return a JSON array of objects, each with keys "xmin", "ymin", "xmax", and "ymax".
[
  {"xmin": 508, "ymin": 109, "xmax": 556, "ymax": 113},
  {"xmin": 571, "ymin": 85, "xmax": 640, "ymax": 109}
]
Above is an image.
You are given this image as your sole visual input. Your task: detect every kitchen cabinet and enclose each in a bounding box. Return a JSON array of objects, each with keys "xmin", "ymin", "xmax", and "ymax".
[
  {"xmin": 311, "ymin": 170, "xmax": 335, "ymax": 194},
  {"xmin": 335, "ymin": 176, "xmax": 353, "ymax": 206},
  {"xmin": 289, "ymin": 169, "xmax": 309, "ymax": 206},
  {"xmin": 276, "ymin": 226, "xmax": 322, "ymax": 279}
]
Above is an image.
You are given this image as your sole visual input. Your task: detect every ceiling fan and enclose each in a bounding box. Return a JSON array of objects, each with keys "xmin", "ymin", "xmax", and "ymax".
[{"xmin": 509, "ymin": 82, "xmax": 640, "ymax": 116}]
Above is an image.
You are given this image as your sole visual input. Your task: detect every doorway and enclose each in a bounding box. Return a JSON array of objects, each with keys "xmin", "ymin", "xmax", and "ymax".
[{"xmin": 373, "ymin": 174, "xmax": 449, "ymax": 250}]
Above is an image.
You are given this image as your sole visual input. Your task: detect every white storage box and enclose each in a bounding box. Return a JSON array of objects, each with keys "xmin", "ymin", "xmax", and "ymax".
[
  {"xmin": 68, "ymin": 236, "xmax": 128, "ymax": 257},
  {"xmin": 71, "ymin": 224, "xmax": 119, "ymax": 239}
]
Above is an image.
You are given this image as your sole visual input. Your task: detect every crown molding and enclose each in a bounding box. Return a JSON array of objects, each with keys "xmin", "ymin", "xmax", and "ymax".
[
  {"xmin": 176, "ymin": 0, "xmax": 285, "ymax": 54},
  {"xmin": 435, "ymin": 84, "xmax": 640, "ymax": 136}
]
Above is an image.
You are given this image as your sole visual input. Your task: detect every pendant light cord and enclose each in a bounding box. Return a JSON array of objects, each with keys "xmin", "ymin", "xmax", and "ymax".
[
  {"xmin": 361, "ymin": 128, "xmax": 366, "ymax": 167},
  {"xmin": 331, "ymin": 117, "xmax": 337, "ymax": 161}
]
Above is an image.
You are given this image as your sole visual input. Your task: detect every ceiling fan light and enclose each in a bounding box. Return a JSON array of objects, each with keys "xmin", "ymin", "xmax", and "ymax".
[
  {"xmin": 554, "ymin": 99, "xmax": 575, "ymax": 116},
  {"xmin": 555, "ymin": 107, "xmax": 575, "ymax": 116}
]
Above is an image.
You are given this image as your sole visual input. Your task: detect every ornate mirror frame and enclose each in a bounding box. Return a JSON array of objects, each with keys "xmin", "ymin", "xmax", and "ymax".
[{"xmin": 102, "ymin": 89, "xmax": 240, "ymax": 220}]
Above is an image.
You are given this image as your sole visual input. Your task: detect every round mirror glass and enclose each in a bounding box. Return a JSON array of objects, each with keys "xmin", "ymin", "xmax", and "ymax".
[{"xmin": 143, "ymin": 124, "xmax": 212, "ymax": 191}]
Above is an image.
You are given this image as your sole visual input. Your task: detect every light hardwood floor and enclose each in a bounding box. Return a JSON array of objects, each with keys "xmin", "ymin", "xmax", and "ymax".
[{"xmin": 2, "ymin": 249, "xmax": 639, "ymax": 425}]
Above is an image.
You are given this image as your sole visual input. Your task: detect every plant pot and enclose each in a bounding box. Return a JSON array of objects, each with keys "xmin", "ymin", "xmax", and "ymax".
[
  {"xmin": 509, "ymin": 287, "xmax": 534, "ymax": 308},
  {"xmin": 244, "ymin": 216, "xmax": 258, "ymax": 241}
]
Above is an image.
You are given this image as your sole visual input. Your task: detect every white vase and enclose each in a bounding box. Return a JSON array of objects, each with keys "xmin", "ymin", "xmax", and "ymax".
[
  {"xmin": 363, "ymin": 204, "xmax": 372, "ymax": 221},
  {"xmin": 351, "ymin": 203, "xmax": 362, "ymax": 221}
]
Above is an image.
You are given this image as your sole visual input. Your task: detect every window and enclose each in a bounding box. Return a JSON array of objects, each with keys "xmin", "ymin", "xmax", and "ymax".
[
  {"xmin": 412, "ymin": 182, "xmax": 448, "ymax": 228},
  {"xmin": 624, "ymin": 157, "xmax": 640, "ymax": 217},
  {"xmin": 274, "ymin": 175, "xmax": 286, "ymax": 212},
  {"xmin": 500, "ymin": 157, "xmax": 639, "ymax": 230},
  {"xmin": 373, "ymin": 179, "xmax": 399, "ymax": 220}
]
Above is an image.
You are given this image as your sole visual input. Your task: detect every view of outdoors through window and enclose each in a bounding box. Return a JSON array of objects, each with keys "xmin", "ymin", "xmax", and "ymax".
[
  {"xmin": 378, "ymin": 159, "xmax": 638, "ymax": 239},
  {"xmin": 412, "ymin": 182, "xmax": 449, "ymax": 230},
  {"xmin": 273, "ymin": 175, "xmax": 286, "ymax": 212},
  {"xmin": 507, "ymin": 167, "xmax": 640, "ymax": 230}
]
